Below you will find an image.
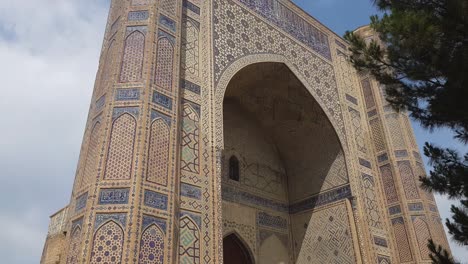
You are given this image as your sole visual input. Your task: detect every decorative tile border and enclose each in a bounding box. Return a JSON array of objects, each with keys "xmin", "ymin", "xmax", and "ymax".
[
  {"xmin": 152, "ymin": 91, "xmax": 173, "ymax": 110},
  {"xmin": 374, "ymin": 236, "xmax": 388, "ymax": 247},
  {"xmin": 408, "ymin": 202, "xmax": 424, "ymax": 212},
  {"xmin": 222, "ymin": 186, "xmax": 288, "ymax": 212},
  {"xmin": 150, "ymin": 109, "xmax": 172, "ymax": 125},
  {"xmin": 142, "ymin": 215, "xmax": 167, "ymax": 233},
  {"xmin": 183, "ymin": 0, "xmax": 200, "ymax": 15},
  {"xmin": 116, "ymin": 88, "xmax": 141, "ymax": 101},
  {"xmin": 75, "ymin": 192, "xmax": 88, "ymax": 212},
  {"xmin": 257, "ymin": 211, "xmax": 287, "ymax": 230},
  {"xmin": 359, "ymin": 158, "xmax": 372, "ymax": 169},
  {"xmin": 377, "ymin": 153, "xmax": 388, "ymax": 163},
  {"xmin": 112, "ymin": 107, "xmax": 140, "ymax": 119},
  {"xmin": 159, "ymin": 14, "xmax": 176, "ymax": 32},
  {"xmin": 144, "ymin": 190, "xmax": 168, "ymax": 210},
  {"xmin": 237, "ymin": 0, "xmax": 331, "ymax": 60},
  {"xmin": 389, "ymin": 205, "xmax": 401, "ymax": 215},
  {"xmin": 395, "ymin": 150, "xmax": 408, "ymax": 158},
  {"xmin": 98, "ymin": 188, "xmax": 130, "ymax": 205},
  {"xmin": 128, "ymin": 10, "xmax": 149, "ymax": 21},
  {"xmin": 345, "ymin": 94, "xmax": 358, "ymax": 105},
  {"xmin": 181, "ymin": 79, "xmax": 201, "ymax": 95},
  {"xmin": 181, "ymin": 183, "xmax": 202, "ymax": 200},
  {"xmin": 289, "ymin": 185, "xmax": 352, "ymax": 214},
  {"xmin": 94, "ymin": 213, "xmax": 127, "ymax": 230}
]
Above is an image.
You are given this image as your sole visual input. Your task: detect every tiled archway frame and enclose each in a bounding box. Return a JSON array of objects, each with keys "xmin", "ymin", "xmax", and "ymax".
[
  {"xmin": 213, "ymin": 53, "xmax": 347, "ymax": 152},
  {"xmin": 212, "ymin": 53, "xmax": 359, "ymax": 262}
]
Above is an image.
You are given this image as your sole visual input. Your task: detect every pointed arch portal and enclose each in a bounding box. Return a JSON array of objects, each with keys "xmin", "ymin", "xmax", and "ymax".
[{"xmin": 223, "ymin": 234, "xmax": 254, "ymax": 264}]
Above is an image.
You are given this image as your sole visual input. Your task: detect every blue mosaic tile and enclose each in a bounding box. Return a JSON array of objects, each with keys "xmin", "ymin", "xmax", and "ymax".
[
  {"xmin": 98, "ymin": 188, "xmax": 130, "ymax": 205},
  {"xmin": 238, "ymin": 0, "xmax": 331, "ymax": 60},
  {"xmin": 377, "ymin": 153, "xmax": 388, "ymax": 163},
  {"xmin": 180, "ymin": 211, "xmax": 202, "ymax": 228},
  {"xmin": 71, "ymin": 217, "xmax": 84, "ymax": 230},
  {"xmin": 158, "ymin": 29, "xmax": 175, "ymax": 43},
  {"xmin": 367, "ymin": 109, "xmax": 377, "ymax": 118},
  {"xmin": 159, "ymin": 14, "xmax": 176, "ymax": 32},
  {"xmin": 395, "ymin": 150, "xmax": 408, "ymax": 158},
  {"xmin": 373, "ymin": 236, "xmax": 388, "ymax": 247},
  {"xmin": 75, "ymin": 192, "xmax": 88, "ymax": 212},
  {"xmin": 222, "ymin": 186, "xmax": 288, "ymax": 212},
  {"xmin": 144, "ymin": 190, "xmax": 168, "ymax": 210},
  {"xmin": 391, "ymin": 217, "xmax": 404, "ymax": 225},
  {"xmin": 359, "ymin": 158, "xmax": 372, "ymax": 169},
  {"xmin": 150, "ymin": 109, "xmax": 172, "ymax": 125},
  {"xmin": 345, "ymin": 94, "xmax": 358, "ymax": 105},
  {"xmin": 126, "ymin": 25, "xmax": 148, "ymax": 35},
  {"xmin": 112, "ymin": 107, "xmax": 140, "ymax": 119},
  {"xmin": 408, "ymin": 202, "xmax": 424, "ymax": 212},
  {"xmin": 183, "ymin": 0, "xmax": 200, "ymax": 15},
  {"xmin": 152, "ymin": 91, "xmax": 172, "ymax": 110},
  {"xmin": 180, "ymin": 183, "xmax": 202, "ymax": 200},
  {"xmin": 335, "ymin": 39, "xmax": 347, "ymax": 50},
  {"xmin": 142, "ymin": 215, "xmax": 167, "ymax": 233},
  {"xmin": 289, "ymin": 185, "xmax": 352, "ymax": 214},
  {"xmin": 128, "ymin": 10, "xmax": 149, "ymax": 21},
  {"xmin": 389, "ymin": 205, "xmax": 401, "ymax": 215},
  {"xmin": 96, "ymin": 95, "xmax": 106, "ymax": 111},
  {"xmin": 183, "ymin": 99, "xmax": 200, "ymax": 116},
  {"xmin": 94, "ymin": 213, "xmax": 127, "ymax": 230},
  {"xmin": 116, "ymin": 88, "xmax": 140, "ymax": 101},
  {"xmin": 429, "ymin": 204, "xmax": 437, "ymax": 212},
  {"xmin": 257, "ymin": 212, "xmax": 287, "ymax": 230},
  {"xmin": 181, "ymin": 79, "xmax": 201, "ymax": 95}
]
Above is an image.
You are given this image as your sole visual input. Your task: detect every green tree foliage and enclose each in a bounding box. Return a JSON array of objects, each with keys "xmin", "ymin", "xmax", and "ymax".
[{"xmin": 344, "ymin": 0, "xmax": 468, "ymax": 262}]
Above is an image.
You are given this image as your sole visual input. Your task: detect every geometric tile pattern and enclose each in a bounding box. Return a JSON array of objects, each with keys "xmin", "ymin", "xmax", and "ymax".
[
  {"xmin": 139, "ymin": 225, "xmax": 165, "ymax": 263},
  {"xmin": 361, "ymin": 78, "xmax": 375, "ymax": 109},
  {"xmin": 154, "ymin": 32, "xmax": 175, "ymax": 91},
  {"xmin": 397, "ymin": 161, "xmax": 420, "ymax": 200},
  {"xmin": 89, "ymin": 221, "xmax": 124, "ymax": 264},
  {"xmin": 180, "ymin": 102, "xmax": 200, "ymax": 173},
  {"xmin": 369, "ymin": 118, "xmax": 386, "ymax": 152},
  {"xmin": 80, "ymin": 122, "xmax": 101, "ymax": 188},
  {"xmin": 257, "ymin": 212, "xmax": 288, "ymax": 230},
  {"xmin": 98, "ymin": 188, "xmax": 130, "ymax": 205},
  {"xmin": 386, "ymin": 114, "xmax": 406, "ymax": 150},
  {"xmin": 120, "ymin": 27, "xmax": 146, "ymax": 83},
  {"xmin": 147, "ymin": 118, "xmax": 170, "ymax": 186},
  {"xmin": 391, "ymin": 217, "xmax": 413, "ymax": 263},
  {"xmin": 412, "ymin": 216, "xmax": 431, "ymax": 260},
  {"xmin": 237, "ymin": 0, "xmax": 331, "ymax": 60},
  {"xmin": 66, "ymin": 225, "xmax": 83, "ymax": 264},
  {"xmin": 296, "ymin": 203, "xmax": 355, "ymax": 263},
  {"xmin": 179, "ymin": 216, "xmax": 200, "ymax": 264},
  {"xmin": 161, "ymin": 0, "xmax": 176, "ymax": 14},
  {"xmin": 128, "ymin": 11, "xmax": 149, "ymax": 21},
  {"xmin": 159, "ymin": 15, "xmax": 177, "ymax": 32},
  {"xmin": 349, "ymin": 107, "xmax": 366, "ymax": 153},
  {"xmin": 104, "ymin": 113, "xmax": 136, "ymax": 180},
  {"xmin": 181, "ymin": 16, "xmax": 200, "ymax": 76},
  {"xmin": 98, "ymin": 41, "xmax": 116, "ymax": 95},
  {"xmin": 144, "ymin": 190, "xmax": 168, "ymax": 210},
  {"xmin": 361, "ymin": 174, "xmax": 382, "ymax": 229},
  {"xmin": 75, "ymin": 192, "xmax": 88, "ymax": 212},
  {"xmin": 379, "ymin": 164, "xmax": 399, "ymax": 204}
]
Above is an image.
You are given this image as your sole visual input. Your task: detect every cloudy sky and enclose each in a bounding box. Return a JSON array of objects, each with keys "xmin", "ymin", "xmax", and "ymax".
[{"xmin": 0, "ymin": 0, "xmax": 465, "ymax": 263}]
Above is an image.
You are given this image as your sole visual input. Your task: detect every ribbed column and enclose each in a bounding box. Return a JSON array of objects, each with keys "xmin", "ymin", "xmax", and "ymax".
[
  {"xmin": 355, "ymin": 25, "xmax": 451, "ymax": 264},
  {"xmin": 62, "ymin": 0, "xmax": 186, "ymax": 263}
]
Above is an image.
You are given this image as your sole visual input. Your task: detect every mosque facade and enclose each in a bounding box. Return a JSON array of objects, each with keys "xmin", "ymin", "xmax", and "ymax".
[{"xmin": 41, "ymin": 0, "xmax": 450, "ymax": 263}]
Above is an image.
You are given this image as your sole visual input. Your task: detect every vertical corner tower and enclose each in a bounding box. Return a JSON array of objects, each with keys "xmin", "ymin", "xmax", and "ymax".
[{"xmin": 41, "ymin": 1, "xmax": 450, "ymax": 263}]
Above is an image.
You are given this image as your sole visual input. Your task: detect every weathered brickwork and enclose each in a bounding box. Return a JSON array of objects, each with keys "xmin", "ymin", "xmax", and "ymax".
[{"xmin": 42, "ymin": 1, "xmax": 450, "ymax": 263}]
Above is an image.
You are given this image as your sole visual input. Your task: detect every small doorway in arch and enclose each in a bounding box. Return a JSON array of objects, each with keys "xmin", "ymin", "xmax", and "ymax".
[{"xmin": 223, "ymin": 234, "xmax": 254, "ymax": 264}]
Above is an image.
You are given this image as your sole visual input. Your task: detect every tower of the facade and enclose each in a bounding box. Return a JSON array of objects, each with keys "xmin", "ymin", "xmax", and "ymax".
[{"xmin": 40, "ymin": 1, "xmax": 450, "ymax": 264}]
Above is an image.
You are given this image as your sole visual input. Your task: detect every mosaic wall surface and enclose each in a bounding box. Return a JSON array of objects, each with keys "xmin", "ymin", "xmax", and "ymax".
[{"xmin": 41, "ymin": 1, "xmax": 450, "ymax": 264}]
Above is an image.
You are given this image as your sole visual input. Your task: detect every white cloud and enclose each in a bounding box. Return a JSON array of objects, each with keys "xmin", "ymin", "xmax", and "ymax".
[{"xmin": 0, "ymin": 1, "xmax": 108, "ymax": 263}]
